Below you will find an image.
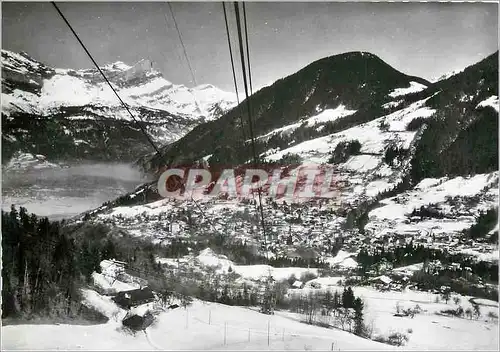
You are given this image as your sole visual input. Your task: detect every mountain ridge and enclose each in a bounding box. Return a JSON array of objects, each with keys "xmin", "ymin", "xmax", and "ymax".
[
  {"xmin": 1, "ymin": 49, "xmax": 237, "ymax": 163},
  {"xmin": 142, "ymin": 50, "xmax": 436, "ymax": 172}
]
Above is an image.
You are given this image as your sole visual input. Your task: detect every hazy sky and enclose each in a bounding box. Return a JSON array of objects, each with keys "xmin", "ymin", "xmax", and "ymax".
[{"xmin": 2, "ymin": 2, "xmax": 498, "ymax": 92}]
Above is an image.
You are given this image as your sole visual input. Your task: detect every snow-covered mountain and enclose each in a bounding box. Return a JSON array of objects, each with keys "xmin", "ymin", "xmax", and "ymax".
[
  {"xmin": 3, "ymin": 50, "xmax": 499, "ymax": 351},
  {"xmin": 85, "ymin": 50, "xmax": 498, "ymax": 265},
  {"xmin": 1, "ymin": 50, "xmax": 237, "ymax": 163},
  {"xmin": 141, "ymin": 51, "xmax": 432, "ymax": 171}
]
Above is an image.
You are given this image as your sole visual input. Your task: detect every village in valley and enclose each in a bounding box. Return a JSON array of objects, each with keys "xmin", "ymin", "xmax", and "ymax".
[{"xmin": 2, "ymin": 1, "xmax": 499, "ymax": 350}]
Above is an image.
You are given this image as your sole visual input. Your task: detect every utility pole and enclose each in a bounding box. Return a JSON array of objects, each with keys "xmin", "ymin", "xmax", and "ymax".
[
  {"xmin": 267, "ymin": 320, "xmax": 270, "ymax": 346},
  {"xmin": 224, "ymin": 322, "xmax": 227, "ymax": 345}
]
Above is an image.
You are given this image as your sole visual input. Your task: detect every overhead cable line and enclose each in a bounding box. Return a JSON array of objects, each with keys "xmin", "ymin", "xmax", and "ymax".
[
  {"xmin": 52, "ymin": 0, "xmax": 268, "ymax": 264},
  {"xmin": 167, "ymin": 2, "xmax": 204, "ymax": 117},
  {"xmin": 233, "ymin": 1, "xmax": 268, "ymax": 258},
  {"xmin": 242, "ymin": 2, "xmax": 254, "ymax": 96},
  {"xmin": 160, "ymin": 7, "xmax": 185, "ymax": 74},
  {"xmin": 222, "ymin": 2, "xmax": 245, "ymax": 140},
  {"xmin": 167, "ymin": 2, "xmax": 197, "ymax": 87},
  {"xmin": 51, "ymin": 1, "xmax": 221, "ymax": 234},
  {"xmin": 222, "ymin": 2, "xmax": 241, "ymax": 106},
  {"xmin": 51, "ymin": 1, "xmax": 165, "ymax": 163}
]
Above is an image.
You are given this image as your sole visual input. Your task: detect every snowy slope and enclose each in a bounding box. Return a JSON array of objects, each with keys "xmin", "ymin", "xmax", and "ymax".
[
  {"xmin": 366, "ymin": 172, "xmax": 498, "ymax": 241},
  {"xmin": 3, "ymin": 284, "xmax": 497, "ymax": 351},
  {"xmin": 1, "ymin": 299, "xmax": 394, "ymax": 351},
  {"xmin": 253, "ymin": 105, "xmax": 358, "ymax": 142},
  {"xmin": 288, "ymin": 283, "xmax": 499, "ymax": 351},
  {"xmin": 261, "ymin": 95, "xmax": 438, "ymax": 207},
  {"xmin": 388, "ymin": 81, "xmax": 427, "ymax": 98},
  {"xmin": 477, "ymin": 95, "xmax": 499, "ymax": 113}
]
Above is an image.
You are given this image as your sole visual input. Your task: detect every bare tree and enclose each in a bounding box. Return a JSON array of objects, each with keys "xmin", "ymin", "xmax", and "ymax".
[
  {"xmin": 465, "ymin": 308, "xmax": 473, "ymax": 319},
  {"xmin": 441, "ymin": 291, "xmax": 451, "ymax": 304},
  {"xmin": 472, "ymin": 304, "xmax": 481, "ymax": 320}
]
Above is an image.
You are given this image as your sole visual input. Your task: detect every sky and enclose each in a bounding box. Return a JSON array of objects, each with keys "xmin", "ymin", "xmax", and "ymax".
[{"xmin": 2, "ymin": 1, "xmax": 498, "ymax": 93}]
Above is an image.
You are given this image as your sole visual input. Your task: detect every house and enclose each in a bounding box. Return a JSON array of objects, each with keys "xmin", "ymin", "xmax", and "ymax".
[
  {"xmin": 122, "ymin": 311, "xmax": 155, "ymax": 331},
  {"xmin": 113, "ymin": 287, "xmax": 155, "ymax": 309},
  {"xmin": 370, "ymin": 275, "xmax": 393, "ymax": 286},
  {"xmin": 292, "ymin": 280, "xmax": 304, "ymax": 289}
]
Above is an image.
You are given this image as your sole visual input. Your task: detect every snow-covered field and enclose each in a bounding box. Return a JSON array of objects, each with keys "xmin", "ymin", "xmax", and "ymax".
[
  {"xmin": 388, "ymin": 82, "xmax": 427, "ymax": 98},
  {"xmin": 288, "ymin": 282, "xmax": 499, "ymax": 351},
  {"xmin": 193, "ymin": 248, "xmax": 319, "ymax": 280},
  {"xmin": 3, "ymin": 283, "xmax": 497, "ymax": 351},
  {"xmin": 476, "ymin": 95, "xmax": 499, "ymax": 113},
  {"xmin": 1, "ymin": 294, "xmax": 391, "ymax": 351},
  {"xmin": 253, "ymin": 104, "xmax": 357, "ymax": 143}
]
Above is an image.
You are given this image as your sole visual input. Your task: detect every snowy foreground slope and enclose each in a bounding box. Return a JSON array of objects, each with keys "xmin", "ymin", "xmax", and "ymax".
[
  {"xmin": 3, "ymin": 284, "xmax": 498, "ymax": 351},
  {"xmin": 288, "ymin": 284, "xmax": 499, "ymax": 351},
  {"xmin": 1, "ymin": 300, "xmax": 389, "ymax": 351},
  {"xmin": 1, "ymin": 258, "xmax": 387, "ymax": 351}
]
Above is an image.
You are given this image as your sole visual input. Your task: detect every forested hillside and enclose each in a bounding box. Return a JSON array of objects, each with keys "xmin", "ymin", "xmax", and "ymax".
[{"xmin": 410, "ymin": 51, "xmax": 498, "ymax": 182}]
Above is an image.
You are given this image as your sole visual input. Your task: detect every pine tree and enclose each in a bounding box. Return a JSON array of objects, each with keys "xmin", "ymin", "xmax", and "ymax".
[
  {"xmin": 342, "ymin": 287, "xmax": 355, "ymax": 308},
  {"xmin": 333, "ymin": 290, "xmax": 340, "ymax": 313},
  {"xmin": 353, "ymin": 297, "xmax": 364, "ymax": 336},
  {"xmin": 323, "ymin": 290, "xmax": 333, "ymax": 314},
  {"xmin": 242, "ymin": 283, "xmax": 250, "ymax": 306}
]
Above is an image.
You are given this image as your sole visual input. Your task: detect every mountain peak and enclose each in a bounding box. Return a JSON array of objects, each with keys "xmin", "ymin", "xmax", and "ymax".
[
  {"xmin": 103, "ymin": 61, "xmax": 132, "ymax": 71},
  {"xmin": 321, "ymin": 51, "xmax": 382, "ymax": 64},
  {"xmin": 195, "ymin": 84, "xmax": 216, "ymax": 90},
  {"xmin": 339, "ymin": 51, "xmax": 378, "ymax": 59}
]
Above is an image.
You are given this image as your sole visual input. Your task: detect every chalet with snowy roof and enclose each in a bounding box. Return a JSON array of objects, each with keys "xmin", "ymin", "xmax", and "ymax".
[
  {"xmin": 370, "ymin": 275, "xmax": 393, "ymax": 286},
  {"xmin": 113, "ymin": 287, "xmax": 155, "ymax": 309}
]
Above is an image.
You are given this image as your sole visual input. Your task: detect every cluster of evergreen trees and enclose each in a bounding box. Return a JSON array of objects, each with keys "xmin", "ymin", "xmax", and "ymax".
[
  {"xmin": 328, "ymin": 140, "xmax": 362, "ymax": 164},
  {"xmin": 409, "ymin": 204, "xmax": 447, "ymax": 219},
  {"xmin": 357, "ymin": 243, "xmax": 498, "ymax": 283},
  {"xmin": 1, "ymin": 206, "xmax": 168, "ymax": 321},
  {"xmin": 2, "ymin": 206, "xmax": 100, "ymax": 319},
  {"xmin": 410, "ymin": 51, "xmax": 498, "ymax": 182},
  {"xmin": 462, "ymin": 208, "xmax": 498, "ymax": 240},
  {"xmin": 383, "ymin": 145, "xmax": 409, "ymax": 167}
]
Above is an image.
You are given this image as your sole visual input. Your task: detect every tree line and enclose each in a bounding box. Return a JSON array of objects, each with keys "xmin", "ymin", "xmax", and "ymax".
[
  {"xmin": 1, "ymin": 206, "xmax": 167, "ymax": 321},
  {"xmin": 2, "ymin": 206, "xmax": 97, "ymax": 320},
  {"xmin": 357, "ymin": 242, "xmax": 498, "ymax": 283}
]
